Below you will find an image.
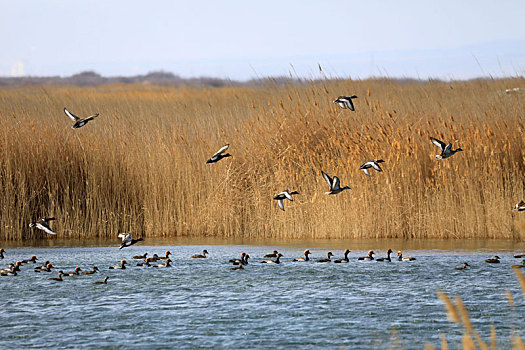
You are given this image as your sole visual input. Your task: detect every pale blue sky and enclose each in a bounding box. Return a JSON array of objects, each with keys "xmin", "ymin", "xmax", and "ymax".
[{"xmin": 1, "ymin": 0, "xmax": 524, "ymax": 80}]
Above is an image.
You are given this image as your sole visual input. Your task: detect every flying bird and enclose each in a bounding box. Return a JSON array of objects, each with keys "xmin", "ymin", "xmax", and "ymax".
[
  {"xmin": 321, "ymin": 171, "xmax": 350, "ymax": 195},
  {"xmin": 206, "ymin": 144, "xmax": 231, "ymax": 163},
  {"xmin": 118, "ymin": 233, "xmax": 143, "ymax": 249},
  {"xmin": 359, "ymin": 159, "xmax": 384, "ymax": 176},
  {"xmin": 273, "ymin": 190, "xmax": 299, "ymax": 211},
  {"xmin": 333, "ymin": 95, "xmax": 358, "ymax": 111},
  {"xmin": 64, "ymin": 107, "xmax": 99, "ymax": 129},
  {"xmin": 430, "ymin": 137, "xmax": 463, "ymax": 159},
  {"xmin": 29, "ymin": 217, "xmax": 56, "ymax": 235},
  {"xmin": 513, "ymin": 200, "xmax": 525, "ymax": 212}
]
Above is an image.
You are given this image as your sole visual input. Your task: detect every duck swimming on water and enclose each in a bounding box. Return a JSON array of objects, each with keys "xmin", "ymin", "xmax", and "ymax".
[
  {"xmin": 137, "ymin": 258, "xmax": 152, "ymax": 267},
  {"xmin": 264, "ymin": 250, "xmax": 279, "ymax": 258},
  {"xmin": 109, "ymin": 260, "xmax": 127, "ymax": 269},
  {"xmin": 191, "ymin": 250, "xmax": 208, "ymax": 258},
  {"xmin": 334, "ymin": 249, "xmax": 351, "ymax": 263},
  {"xmin": 455, "ymin": 262, "xmax": 470, "ymax": 270},
  {"xmin": 376, "ymin": 249, "xmax": 393, "ymax": 262},
  {"xmin": 293, "ymin": 249, "xmax": 311, "ymax": 262},
  {"xmin": 63, "ymin": 267, "xmax": 82, "ymax": 276},
  {"xmin": 49, "ymin": 271, "xmax": 64, "ymax": 281},
  {"xmin": 511, "ymin": 260, "xmax": 525, "ymax": 269},
  {"xmin": 358, "ymin": 251, "xmax": 375, "ymax": 261},
  {"xmin": 317, "ymin": 252, "xmax": 334, "ymax": 263},
  {"xmin": 82, "ymin": 266, "xmax": 99, "ymax": 275},
  {"xmin": 93, "ymin": 276, "xmax": 109, "ymax": 285},
  {"xmin": 262, "ymin": 253, "xmax": 283, "ymax": 264},
  {"xmin": 397, "ymin": 251, "xmax": 416, "ymax": 261},
  {"xmin": 132, "ymin": 253, "xmax": 148, "ymax": 260},
  {"xmin": 484, "ymin": 256, "xmax": 501, "ymax": 264}
]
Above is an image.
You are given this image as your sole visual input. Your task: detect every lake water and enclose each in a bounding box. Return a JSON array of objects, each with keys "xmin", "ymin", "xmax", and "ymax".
[{"xmin": 1, "ymin": 240, "xmax": 525, "ymax": 349}]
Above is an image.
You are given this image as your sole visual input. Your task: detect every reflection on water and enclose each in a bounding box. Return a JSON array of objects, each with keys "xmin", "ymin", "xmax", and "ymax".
[{"xmin": 0, "ymin": 243, "xmax": 524, "ymax": 349}]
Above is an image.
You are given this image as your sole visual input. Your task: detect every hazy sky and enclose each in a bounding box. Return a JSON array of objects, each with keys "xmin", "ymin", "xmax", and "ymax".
[{"xmin": 1, "ymin": 0, "xmax": 524, "ymax": 80}]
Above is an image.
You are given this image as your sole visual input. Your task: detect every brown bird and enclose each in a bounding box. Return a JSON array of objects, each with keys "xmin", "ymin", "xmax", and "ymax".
[
  {"xmin": 93, "ymin": 276, "xmax": 109, "ymax": 285},
  {"xmin": 484, "ymin": 256, "xmax": 501, "ymax": 264},
  {"xmin": 316, "ymin": 252, "xmax": 334, "ymax": 263},
  {"xmin": 49, "ymin": 271, "xmax": 64, "ymax": 281},
  {"xmin": 109, "ymin": 260, "xmax": 127, "ymax": 269},
  {"xmin": 191, "ymin": 250, "xmax": 208, "ymax": 259},
  {"xmin": 82, "ymin": 266, "xmax": 99, "ymax": 275}
]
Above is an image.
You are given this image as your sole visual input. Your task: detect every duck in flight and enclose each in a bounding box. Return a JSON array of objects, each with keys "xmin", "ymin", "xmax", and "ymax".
[
  {"xmin": 322, "ymin": 171, "xmax": 350, "ymax": 195},
  {"xmin": 430, "ymin": 137, "xmax": 463, "ymax": 159},
  {"xmin": 273, "ymin": 190, "xmax": 299, "ymax": 211},
  {"xmin": 64, "ymin": 107, "xmax": 99, "ymax": 129},
  {"xmin": 513, "ymin": 200, "xmax": 525, "ymax": 212},
  {"xmin": 333, "ymin": 95, "xmax": 358, "ymax": 111},
  {"xmin": 118, "ymin": 233, "xmax": 143, "ymax": 249},
  {"xmin": 29, "ymin": 217, "xmax": 56, "ymax": 235},
  {"xmin": 359, "ymin": 159, "xmax": 384, "ymax": 176},
  {"xmin": 206, "ymin": 144, "xmax": 231, "ymax": 164}
]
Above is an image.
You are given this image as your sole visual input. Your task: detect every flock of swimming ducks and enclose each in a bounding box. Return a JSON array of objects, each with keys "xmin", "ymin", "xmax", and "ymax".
[
  {"xmin": 1, "ymin": 247, "xmax": 524, "ymax": 281},
  {"xmin": 10, "ymin": 97, "xmax": 525, "ymax": 280}
]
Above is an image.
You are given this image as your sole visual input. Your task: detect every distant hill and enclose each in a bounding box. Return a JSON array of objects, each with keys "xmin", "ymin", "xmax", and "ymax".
[{"xmin": 0, "ymin": 70, "xmax": 252, "ymax": 87}]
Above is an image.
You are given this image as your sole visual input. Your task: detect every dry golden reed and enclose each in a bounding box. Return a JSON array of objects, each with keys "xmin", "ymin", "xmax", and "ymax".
[
  {"xmin": 0, "ymin": 78, "xmax": 524, "ymax": 241},
  {"xmin": 435, "ymin": 269, "xmax": 525, "ymax": 350}
]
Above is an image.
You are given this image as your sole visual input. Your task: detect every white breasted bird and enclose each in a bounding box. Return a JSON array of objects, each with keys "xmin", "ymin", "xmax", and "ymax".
[
  {"xmin": 359, "ymin": 159, "xmax": 384, "ymax": 176},
  {"xmin": 273, "ymin": 190, "xmax": 299, "ymax": 211},
  {"xmin": 206, "ymin": 144, "xmax": 231, "ymax": 163},
  {"xmin": 333, "ymin": 95, "xmax": 358, "ymax": 111},
  {"xmin": 29, "ymin": 217, "xmax": 56, "ymax": 235},
  {"xmin": 64, "ymin": 107, "xmax": 99, "ymax": 129}
]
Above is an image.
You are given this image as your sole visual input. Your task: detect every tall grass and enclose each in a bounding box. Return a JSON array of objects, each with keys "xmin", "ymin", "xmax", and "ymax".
[{"xmin": 0, "ymin": 78, "xmax": 524, "ymax": 241}]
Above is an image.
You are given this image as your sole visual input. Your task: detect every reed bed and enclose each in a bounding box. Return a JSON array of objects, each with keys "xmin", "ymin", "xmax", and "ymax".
[{"xmin": 0, "ymin": 78, "xmax": 524, "ymax": 241}]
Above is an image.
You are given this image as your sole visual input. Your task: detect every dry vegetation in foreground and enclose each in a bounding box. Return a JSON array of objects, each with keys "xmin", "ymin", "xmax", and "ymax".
[
  {"xmin": 426, "ymin": 268, "xmax": 525, "ymax": 350},
  {"xmin": 0, "ymin": 78, "xmax": 524, "ymax": 241}
]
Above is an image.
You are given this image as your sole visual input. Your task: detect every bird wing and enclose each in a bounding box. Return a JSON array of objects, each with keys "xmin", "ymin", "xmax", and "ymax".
[
  {"xmin": 332, "ymin": 176, "xmax": 341, "ymax": 191},
  {"xmin": 362, "ymin": 168, "xmax": 370, "ymax": 176},
  {"xmin": 371, "ymin": 161, "xmax": 382, "ymax": 172},
  {"xmin": 277, "ymin": 199, "xmax": 285, "ymax": 211},
  {"xmin": 282, "ymin": 191, "xmax": 294, "ymax": 201},
  {"xmin": 321, "ymin": 171, "xmax": 333, "ymax": 188},
  {"xmin": 443, "ymin": 143, "xmax": 452, "ymax": 154},
  {"xmin": 64, "ymin": 108, "xmax": 80, "ymax": 121},
  {"xmin": 36, "ymin": 223, "xmax": 56, "ymax": 235},
  {"xmin": 213, "ymin": 144, "xmax": 229, "ymax": 156},
  {"xmin": 430, "ymin": 137, "xmax": 446, "ymax": 151},
  {"xmin": 118, "ymin": 233, "xmax": 131, "ymax": 243},
  {"xmin": 346, "ymin": 99, "xmax": 355, "ymax": 111},
  {"xmin": 519, "ymin": 200, "xmax": 525, "ymax": 207}
]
